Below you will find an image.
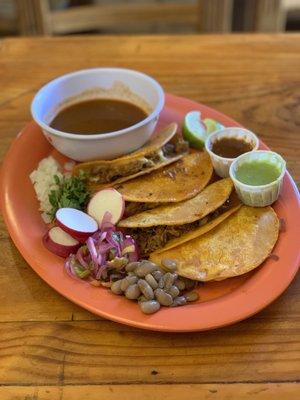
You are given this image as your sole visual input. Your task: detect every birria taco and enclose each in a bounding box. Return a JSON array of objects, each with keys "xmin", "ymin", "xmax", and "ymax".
[
  {"xmin": 118, "ymin": 178, "xmax": 240, "ymax": 256},
  {"xmin": 73, "ymin": 123, "xmax": 189, "ymax": 190},
  {"xmin": 117, "ymin": 151, "xmax": 213, "ymax": 216},
  {"xmin": 150, "ymin": 206, "xmax": 279, "ymax": 281},
  {"xmin": 117, "ymin": 151, "xmax": 213, "ymax": 203}
]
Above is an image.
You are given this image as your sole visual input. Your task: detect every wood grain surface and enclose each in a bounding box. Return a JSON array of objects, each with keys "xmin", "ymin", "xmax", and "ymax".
[{"xmin": 0, "ymin": 34, "xmax": 299, "ymax": 399}]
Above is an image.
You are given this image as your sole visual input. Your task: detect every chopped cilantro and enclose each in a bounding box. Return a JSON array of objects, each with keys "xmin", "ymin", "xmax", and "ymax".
[{"xmin": 48, "ymin": 172, "xmax": 90, "ymax": 220}]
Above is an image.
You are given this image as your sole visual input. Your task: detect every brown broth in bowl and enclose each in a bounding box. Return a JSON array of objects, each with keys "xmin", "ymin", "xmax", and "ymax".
[{"xmin": 50, "ymin": 98, "xmax": 148, "ymax": 135}]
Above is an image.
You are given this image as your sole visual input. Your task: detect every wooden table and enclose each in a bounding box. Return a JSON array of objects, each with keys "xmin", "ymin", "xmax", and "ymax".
[{"xmin": 0, "ymin": 34, "xmax": 299, "ymax": 400}]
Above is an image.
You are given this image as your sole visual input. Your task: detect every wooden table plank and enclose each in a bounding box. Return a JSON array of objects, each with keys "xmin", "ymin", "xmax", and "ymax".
[
  {"xmin": 0, "ymin": 384, "xmax": 299, "ymax": 400},
  {"xmin": 0, "ymin": 318, "xmax": 299, "ymax": 384},
  {"xmin": 0, "ymin": 35, "xmax": 299, "ymax": 396}
]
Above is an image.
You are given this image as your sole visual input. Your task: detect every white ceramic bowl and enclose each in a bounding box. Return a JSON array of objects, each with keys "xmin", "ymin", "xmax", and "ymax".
[
  {"xmin": 229, "ymin": 150, "xmax": 286, "ymax": 207},
  {"xmin": 31, "ymin": 68, "xmax": 165, "ymax": 161},
  {"xmin": 205, "ymin": 127, "xmax": 259, "ymax": 178}
]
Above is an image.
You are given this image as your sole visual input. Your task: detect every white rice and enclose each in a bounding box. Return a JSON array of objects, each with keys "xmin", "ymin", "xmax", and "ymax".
[{"xmin": 30, "ymin": 156, "xmax": 63, "ymax": 223}]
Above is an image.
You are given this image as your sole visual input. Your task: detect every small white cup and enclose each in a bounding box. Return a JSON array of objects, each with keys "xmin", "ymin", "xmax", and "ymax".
[
  {"xmin": 205, "ymin": 127, "xmax": 259, "ymax": 178},
  {"xmin": 31, "ymin": 68, "xmax": 165, "ymax": 161},
  {"xmin": 229, "ymin": 150, "xmax": 286, "ymax": 207}
]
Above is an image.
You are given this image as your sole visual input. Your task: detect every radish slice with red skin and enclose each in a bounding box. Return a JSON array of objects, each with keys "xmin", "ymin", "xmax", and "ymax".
[
  {"xmin": 43, "ymin": 226, "xmax": 80, "ymax": 258},
  {"xmin": 56, "ymin": 208, "xmax": 98, "ymax": 242},
  {"xmin": 87, "ymin": 189, "xmax": 125, "ymax": 225}
]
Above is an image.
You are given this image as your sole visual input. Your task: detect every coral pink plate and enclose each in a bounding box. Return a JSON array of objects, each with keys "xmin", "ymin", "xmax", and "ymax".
[{"xmin": 1, "ymin": 94, "xmax": 299, "ymax": 332}]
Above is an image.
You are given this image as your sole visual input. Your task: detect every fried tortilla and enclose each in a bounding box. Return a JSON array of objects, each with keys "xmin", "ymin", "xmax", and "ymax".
[
  {"xmin": 73, "ymin": 123, "xmax": 189, "ymax": 190},
  {"xmin": 150, "ymin": 206, "xmax": 279, "ymax": 281},
  {"xmin": 117, "ymin": 151, "xmax": 213, "ymax": 204},
  {"xmin": 152, "ymin": 203, "xmax": 241, "ymax": 254},
  {"xmin": 118, "ymin": 178, "xmax": 235, "ymax": 256}
]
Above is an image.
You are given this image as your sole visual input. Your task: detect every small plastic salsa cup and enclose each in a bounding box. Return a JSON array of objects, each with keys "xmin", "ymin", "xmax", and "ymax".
[
  {"xmin": 229, "ymin": 150, "xmax": 286, "ymax": 207},
  {"xmin": 205, "ymin": 127, "xmax": 259, "ymax": 178}
]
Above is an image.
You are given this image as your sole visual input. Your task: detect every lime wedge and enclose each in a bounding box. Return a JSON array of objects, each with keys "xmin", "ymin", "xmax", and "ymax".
[
  {"xmin": 183, "ymin": 111, "xmax": 207, "ymax": 149},
  {"xmin": 203, "ymin": 118, "xmax": 224, "ymax": 135}
]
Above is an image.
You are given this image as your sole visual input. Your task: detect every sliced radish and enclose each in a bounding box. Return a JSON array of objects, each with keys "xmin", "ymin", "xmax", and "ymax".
[
  {"xmin": 87, "ymin": 188, "xmax": 125, "ymax": 225},
  {"xmin": 56, "ymin": 208, "xmax": 98, "ymax": 242},
  {"xmin": 43, "ymin": 226, "xmax": 80, "ymax": 258}
]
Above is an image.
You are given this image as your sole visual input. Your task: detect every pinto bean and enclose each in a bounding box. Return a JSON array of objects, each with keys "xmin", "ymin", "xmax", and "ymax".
[
  {"xmin": 145, "ymin": 274, "xmax": 158, "ymax": 290},
  {"xmin": 138, "ymin": 279, "xmax": 154, "ymax": 300},
  {"xmin": 158, "ymin": 277, "xmax": 165, "ymax": 289},
  {"xmin": 161, "ymin": 258, "xmax": 178, "ymax": 272},
  {"xmin": 166, "ymin": 285, "xmax": 180, "ymax": 298},
  {"xmin": 154, "ymin": 288, "xmax": 173, "ymax": 306},
  {"xmin": 125, "ymin": 284, "xmax": 141, "ymax": 300},
  {"xmin": 139, "ymin": 300, "xmax": 161, "ymax": 314},
  {"xmin": 135, "ymin": 261, "xmax": 158, "ymax": 277},
  {"xmin": 125, "ymin": 262, "xmax": 140, "ymax": 272},
  {"xmin": 110, "ymin": 280, "xmax": 123, "ymax": 295},
  {"xmin": 171, "ymin": 296, "xmax": 187, "ymax": 307},
  {"xmin": 120, "ymin": 275, "xmax": 138, "ymax": 291},
  {"xmin": 152, "ymin": 270, "xmax": 163, "ymax": 281},
  {"xmin": 163, "ymin": 272, "xmax": 176, "ymax": 290}
]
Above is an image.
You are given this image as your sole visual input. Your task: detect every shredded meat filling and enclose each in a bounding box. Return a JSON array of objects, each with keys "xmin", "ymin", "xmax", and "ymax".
[
  {"xmin": 89, "ymin": 157, "xmax": 153, "ymax": 184},
  {"xmin": 88, "ymin": 139, "xmax": 188, "ymax": 184},
  {"xmin": 124, "ymin": 202, "xmax": 161, "ymax": 217},
  {"xmin": 127, "ymin": 198, "xmax": 233, "ymax": 256}
]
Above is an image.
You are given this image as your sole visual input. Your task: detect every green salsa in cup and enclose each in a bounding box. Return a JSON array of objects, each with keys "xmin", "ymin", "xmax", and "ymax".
[
  {"xmin": 229, "ymin": 150, "xmax": 286, "ymax": 207},
  {"xmin": 235, "ymin": 160, "xmax": 281, "ymax": 186}
]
